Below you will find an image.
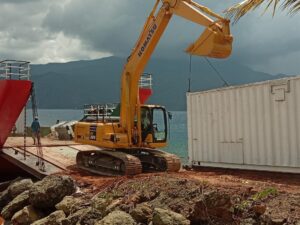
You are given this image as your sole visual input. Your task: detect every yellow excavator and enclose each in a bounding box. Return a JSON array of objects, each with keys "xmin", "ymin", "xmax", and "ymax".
[{"xmin": 74, "ymin": 0, "xmax": 233, "ymax": 176}]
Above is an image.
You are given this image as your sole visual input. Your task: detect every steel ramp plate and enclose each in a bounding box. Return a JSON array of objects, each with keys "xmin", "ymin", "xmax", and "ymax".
[
  {"xmin": 25, "ymin": 146, "xmax": 78, "ymax": 169},
  {"xmin": 1, "ymin": 148, "xmax": 63, "ymax": 179}
]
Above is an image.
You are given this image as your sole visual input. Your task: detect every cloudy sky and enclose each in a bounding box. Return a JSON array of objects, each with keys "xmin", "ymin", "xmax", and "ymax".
[{"xmin": 0, "ymin": 0, "xmax": 299, "ymax": 75}]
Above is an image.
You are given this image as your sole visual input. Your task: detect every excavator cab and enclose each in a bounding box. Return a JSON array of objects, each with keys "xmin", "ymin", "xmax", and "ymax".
[{"xmin": 141, "ymin": 106, "xmax": 168, "ymax": 144}]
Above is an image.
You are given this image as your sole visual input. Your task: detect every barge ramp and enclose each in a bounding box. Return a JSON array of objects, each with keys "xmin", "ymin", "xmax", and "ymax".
[{"xmin": 1, "ymin": 137, "xmax": 101, "ymax": 179}]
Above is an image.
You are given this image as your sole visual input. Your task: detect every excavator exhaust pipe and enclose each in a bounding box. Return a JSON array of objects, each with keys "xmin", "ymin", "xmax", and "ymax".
[{"xmin": 186, "ymin": 26, "xmax": 233, "ymax": 59}]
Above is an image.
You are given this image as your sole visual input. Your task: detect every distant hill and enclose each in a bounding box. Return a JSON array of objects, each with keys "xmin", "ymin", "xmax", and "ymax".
[{"xmin": 31, "ymin": 56, "xmax": 284, "ymax": 110}]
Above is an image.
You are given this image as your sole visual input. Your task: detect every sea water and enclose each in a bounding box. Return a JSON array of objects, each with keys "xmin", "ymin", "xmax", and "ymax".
[{"xmin": 26, "ymin": 110, "xmax": 189, "ymax": 164}]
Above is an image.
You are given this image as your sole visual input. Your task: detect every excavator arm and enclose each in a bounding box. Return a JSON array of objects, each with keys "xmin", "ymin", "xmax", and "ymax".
[{"xmin": 120, "ymin": 0, "xmax": 233, "ymax": 144}]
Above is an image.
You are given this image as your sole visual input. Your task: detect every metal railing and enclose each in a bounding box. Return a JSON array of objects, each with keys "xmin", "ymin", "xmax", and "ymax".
[
  {"xmin": 83, "ymin": 103, "xmax": 119, "ymax": 117},
  {"xmin": 139, "ymin": 73, "xmax": 152, "ymax": 89},
  {"xmin": 0, "ymin": 60, "xmax": 30, "ymax": 80},
  {"xmin": 82, "ymin": 73, "xmax": 152, "ymax": 122}
]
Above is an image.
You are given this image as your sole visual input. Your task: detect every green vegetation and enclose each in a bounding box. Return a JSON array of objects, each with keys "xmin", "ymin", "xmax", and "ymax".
[
  {"xmin": 251, "ymin": 187, "xmax": 278, "ymax": 201},
  {"xmin": 235, "ymin": 187, "xmax": 278, "ymax": 212}
]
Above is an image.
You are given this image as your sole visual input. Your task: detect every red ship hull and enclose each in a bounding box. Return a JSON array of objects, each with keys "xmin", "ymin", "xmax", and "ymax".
[{"xmin": 0, "ymin": 80, "xmax": 32, "ymax": 148}]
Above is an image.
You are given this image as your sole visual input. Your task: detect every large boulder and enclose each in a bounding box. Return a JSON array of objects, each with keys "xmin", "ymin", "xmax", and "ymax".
[
  {"xmin": 8, "ymin": 179, "xmax": 33, "ymax": 199},
  {"xmin": 152, "ymin": 208, "xmax": 190, "ymax": 225},
  {"xmin": 96, "ymin": 210, "xmax": 136, "ymax": 225},
  {"xmin": 130, "ymin": 203, "xmax": 153, "ymax": 224},
  {"xmin": 29, "ymin": 175, "xmax": 76, "ymax": 209},
  {"xmin": 69, "ymin": 201, "xmax": 91, "ymax": 215},
  {"xmin": 0, "ymin": 179, "xmax": 32, "ymax": 209},
  {"xmin": 91, "ymin": 195, "xmax": 122, "ymax": 215},
  {"xmin": 55, "ymin": 196, "xmax": 82, "ymax": 216},
  {"xmin": 0, "ymin": 189, "xmax": 10, "ymax": 209},
  {"xmin": 1, "ymin": 190, "xmax": 29, "ymax": 220},
  {"xmin": 11, "ymin": 205, "xmax": 45, "ymax": 225},
  {"xmin": 91, "ymin": 194, "xmax": 113, "ymax": 212},
  {"xmin": 0, "ymin": 177, "xmax": 22, "ymax": 192},
  {"xmin": 31, "ymin": 210, "xmax": 66, "ymax": 225},
  {"xmin": 78, "ymin": 207, "xmax": 103, "ymax": 225},
  {"xmin": 61, "ymin": 208, "xmax": 89, "ymax": 225}
]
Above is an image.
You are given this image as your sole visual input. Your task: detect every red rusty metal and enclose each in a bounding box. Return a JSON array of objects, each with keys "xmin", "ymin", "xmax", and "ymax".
[
  {"xmin": 0, "ymin": 80, "xmax": 32, "ymax": 148},
  {"xmin": 139, "ymin": 88, "xmax": 152, "ymax": 104}
]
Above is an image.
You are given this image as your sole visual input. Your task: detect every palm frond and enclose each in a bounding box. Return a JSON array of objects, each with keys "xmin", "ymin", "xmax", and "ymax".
[
  {"xmin": 284, "ymin": 0, "xmax": 300, "ymax": 13},
  {"xmin": 224, "ymin": 0, "xmax": 300, "ymax": 22},
  {"xmin": 224, "ymin": 0, "xmax": 264, "ymax": 23},
  {"xmin": 282, "ymin": 0, "xmax": 297, "ymax": 9}
]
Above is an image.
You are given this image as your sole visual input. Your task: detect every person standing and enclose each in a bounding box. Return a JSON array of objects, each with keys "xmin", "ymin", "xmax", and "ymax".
[
  {"xmin": 141, "ymin": 109, "xmax": 151, "ymax": 141},
  {"xmin": 31, "ymin": 117, "xmax": 41, "ymax": 145}
]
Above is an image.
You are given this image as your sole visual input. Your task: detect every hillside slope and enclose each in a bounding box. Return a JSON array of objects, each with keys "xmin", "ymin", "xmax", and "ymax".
[{"xmin": 31, "ymin": 56, "xmax": 280, "ymax": 110}]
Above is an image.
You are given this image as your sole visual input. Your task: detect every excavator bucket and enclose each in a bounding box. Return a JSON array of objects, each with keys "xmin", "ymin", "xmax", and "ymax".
[{"xmin": 186, "ymin": 27, "xmax": 233, "ymax": 59}]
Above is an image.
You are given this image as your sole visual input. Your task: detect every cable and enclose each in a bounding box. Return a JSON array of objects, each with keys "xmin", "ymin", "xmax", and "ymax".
[
  {"xmin": 168, "ymin": 112, "xmax": 172, "ymax": 140},
  {"xmin": 185, "ymin": 24, "xmax": 230, "ymax": 91},
  {"xmin": 188, "ymin": 55, "xmax": 192, "ymax": 92},
  {"xmin": 204, "ymin": 57, "xmax": 230, "ymax": 87}
]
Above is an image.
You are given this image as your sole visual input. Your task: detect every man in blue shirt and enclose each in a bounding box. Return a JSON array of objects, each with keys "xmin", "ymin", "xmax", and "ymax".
[{"xmin": 31, "ymin": 117, "xmax": 41, "ymax": 145}]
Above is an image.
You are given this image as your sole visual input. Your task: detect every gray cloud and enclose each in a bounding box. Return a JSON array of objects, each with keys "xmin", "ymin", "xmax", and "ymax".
[
  {"xmin": 0, "ymin": 0, "xmax": 40, "ymax": 4},
  {"xmin": 0, "ymin": 0, "xmax": 110, "ymax": 63},
  {"xmin": 0, "ymin": 0, "xmax": 299, "ymax": 74},
  {"xmin": 43, "ymin": 0, "xmax": 240, "ymax": 58},
  {"xmin": 43, "ymin": 0, "xmax": 154, "ymax": 56},
  {"xmin": 229, "ymin": 8, "xmax": 300, "ymax": 74}
]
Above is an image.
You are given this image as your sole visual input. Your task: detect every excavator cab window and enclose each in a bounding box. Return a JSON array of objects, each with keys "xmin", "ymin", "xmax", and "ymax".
[
  {"xmin": 152, "ymin": 107, "xmax": 167, "ymax": 143},
  {"xmin": 141, "ymin": 106, "xmax": 167, "ymax": 143}
]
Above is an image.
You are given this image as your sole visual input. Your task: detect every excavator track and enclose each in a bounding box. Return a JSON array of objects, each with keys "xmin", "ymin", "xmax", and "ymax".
[
  {"xmin": 76, "ymin": 148, "xmax": 181, "ymax": 176},
  {"xmin": 121, "ymin": 148, "xmax": 181, "ymax": 173},
  {"xmin": 76, "ymin": 150, "xmax": 142, "ymax": 176}
]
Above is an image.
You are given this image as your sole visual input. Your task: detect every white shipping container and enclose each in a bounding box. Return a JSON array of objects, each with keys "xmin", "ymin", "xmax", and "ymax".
[{"xmin": 187, "ymin": 76, "xmax": 300, "ymax": 173}]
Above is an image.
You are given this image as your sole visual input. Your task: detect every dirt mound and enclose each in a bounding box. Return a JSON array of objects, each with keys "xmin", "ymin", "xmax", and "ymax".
[
  {"xmin": 76, "ymin": 172, "xmax": 300, "ymax": 225},
  {"xmin": 94, "ymin": 175, "xmax": 233, "ymax": 224}
]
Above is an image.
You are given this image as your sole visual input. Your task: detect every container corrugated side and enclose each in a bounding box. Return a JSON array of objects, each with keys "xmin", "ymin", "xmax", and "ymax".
[{"xmin": 187, "ymin": 76, "xmax": 300, "ymax": 173}]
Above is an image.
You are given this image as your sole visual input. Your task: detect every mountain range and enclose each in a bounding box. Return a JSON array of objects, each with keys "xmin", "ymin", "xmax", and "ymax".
[{"xmin": 31, "ymin": 56, "xmax": 288, "ymax": 110}]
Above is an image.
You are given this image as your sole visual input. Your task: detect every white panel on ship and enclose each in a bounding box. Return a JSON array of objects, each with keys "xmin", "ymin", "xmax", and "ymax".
[{"xmin": 187, "ymin": 76, "xmax": 300, "ymax": 173}]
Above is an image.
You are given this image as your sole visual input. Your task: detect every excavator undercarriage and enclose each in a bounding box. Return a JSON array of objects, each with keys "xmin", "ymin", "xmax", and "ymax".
[{"xmin": 76, "ymin": 148, "xmax": 181, "ymax": 176}]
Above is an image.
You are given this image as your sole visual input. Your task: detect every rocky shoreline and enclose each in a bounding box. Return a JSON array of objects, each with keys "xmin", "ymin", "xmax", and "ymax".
[{"xmin": 0, "ymin": 174, "xmax": 299, "ymax": 225}]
